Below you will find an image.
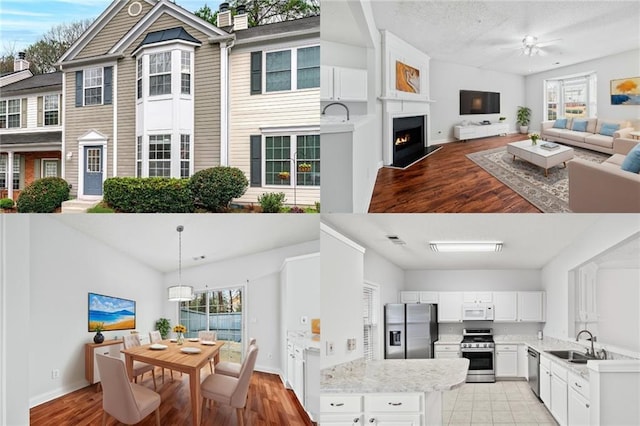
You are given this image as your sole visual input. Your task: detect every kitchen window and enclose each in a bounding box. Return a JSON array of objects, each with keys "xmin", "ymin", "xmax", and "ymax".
[
  {"xmin": 43, "ymin": 94, "xmax": 59, "ymax": 126},
  {"xmin": 148, "ymin": 134, "xmax": 171, "ymax": 177},
  {"xmin": 0, "ymin": 154, "xmax": 21, "ymax": 190},
  {"xmin": 149, "ymin": 52, "xmax": 171, "ymax": 96},
  {"xmin": 181, "ymin": 51, "xmax": 191, "ymax": 95},
  {"xmin": 84, "ymin": 67, "xmax": 103, "ymax": 105},
  {"xmin": 363, "ymin": 283, "xmax": 379, "ymax": 361},
  {"xmin": 0, "ymin": 99, "xmax": 21, "ymax": 128}
]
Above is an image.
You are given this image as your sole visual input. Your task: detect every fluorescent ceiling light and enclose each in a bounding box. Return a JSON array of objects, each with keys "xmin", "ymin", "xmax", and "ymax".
[{"xmin": 429, "ymin": 241, "xmax": 503, "ymax": 253}]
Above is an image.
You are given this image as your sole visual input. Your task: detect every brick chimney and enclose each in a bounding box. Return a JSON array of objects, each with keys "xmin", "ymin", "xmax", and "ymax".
[
  {"xmin": 14, "ymin": 52, "xmax": 29, "ymax": 72},
  {"xmin": 217, "ymin": 2, "xmax": 232, "ymax": 27},
  {"xmin": 233, "ymin": 4, "xmax": 248, "ymax": 31}
]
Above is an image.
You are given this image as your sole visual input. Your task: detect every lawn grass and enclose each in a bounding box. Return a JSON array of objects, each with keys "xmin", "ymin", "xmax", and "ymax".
[{"xmin": 87, "ymin": 202, "xmax": 115, "ymax": 213}]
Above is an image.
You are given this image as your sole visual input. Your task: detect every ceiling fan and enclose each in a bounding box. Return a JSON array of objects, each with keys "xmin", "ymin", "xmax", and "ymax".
[{"xmin": 518, "ymin": 34, "xmax": 561, "ymax": 57}]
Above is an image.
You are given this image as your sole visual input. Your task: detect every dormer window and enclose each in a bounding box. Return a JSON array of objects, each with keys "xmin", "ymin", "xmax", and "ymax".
[{"xmin": 149, "ymin": 52, "xmax": 171, "ymax": 96}]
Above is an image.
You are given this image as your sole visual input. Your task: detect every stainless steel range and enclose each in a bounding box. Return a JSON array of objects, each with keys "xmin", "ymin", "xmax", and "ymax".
[{"xmin": 461, "ymin": 328, "xmax": 495, "ymax": 383}]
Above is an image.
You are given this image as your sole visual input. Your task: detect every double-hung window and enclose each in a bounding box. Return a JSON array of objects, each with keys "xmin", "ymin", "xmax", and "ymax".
[
  {"xmin": 137, "ymin": 58, "xmax": 143, "ymax": 99},
  {"xmin": 84, "ymin": 67, "xmax": 103, "ymax": 105},
  {"xmin": 258, "ymin": 133, "xmax": 320, "ymax": 187},
  {"xmin": 265, "ymin": 136, "xmax": 291, "ymax": 185},
  {"xmin": 295, "ymin": 135, "xmax": 320, "ymax": 186},
  {"xmin": 0, "ymin": 154, "xmax": 20, "ymax": 190},
  {"xmin": 297, "ymin": 46, "xmax": 320, "ymax": 89},
  {"xmin": 149, "ymin": 52, "xmax": 171, "ymax": 96},
  {"xmin": 180, "ymin": 134, "xmax": 190, "ymax": 178},
  {"xmin": 266, "ymin": 50, "xmax": 292, "ymax": 92},
  {"xmin": 0, "ymin": 99, "xmax": 21, "ymax": 128},
  {"xmin": 253, "ymin": 46, "xmax": 320, "ymax": 94},
  {"xmin": 136, "ymin": 136, "xmax": 142, "ymax": 177},
  {"xmin": 148, "ymin": 135, "xmax": 171, "ymax": 177},
  {"xmin": 43, "ymin": 95, "xmax": 59, "ymax": 126},
  {"xmin": 363, "ymin": 283, "xmax": 379, "ymax": 361},
  {"xmin": 544, "ymin": 73, "xmax": 597, "ymax": 120},
  {"xmin": 181, "ymin": 51, "xmax": 191, "ymax": 95}
]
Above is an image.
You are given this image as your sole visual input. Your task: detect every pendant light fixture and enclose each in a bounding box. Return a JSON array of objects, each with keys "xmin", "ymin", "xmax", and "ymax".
[{"xmin": 168, "ymin": 225, "xmax": 194, "ymax": 301}]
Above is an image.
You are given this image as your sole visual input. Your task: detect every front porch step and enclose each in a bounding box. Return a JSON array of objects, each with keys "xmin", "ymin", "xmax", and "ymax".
[{"xmin": 61, "ymin": 198, "xmax": 102, "ymax": 213}]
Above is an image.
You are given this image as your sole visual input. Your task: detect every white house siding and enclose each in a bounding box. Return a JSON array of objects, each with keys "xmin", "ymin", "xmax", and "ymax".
[{"xmin": 228, "ymin": 51, "xmax": 320, "ymax": 207}]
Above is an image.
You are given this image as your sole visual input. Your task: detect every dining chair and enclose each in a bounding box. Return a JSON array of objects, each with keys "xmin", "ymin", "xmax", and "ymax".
[
  {"xmin": 148, "ymin": 331, "xmax": 173, "ymax": 383},
  {"xmin": 215, "ymin": 338, "xmax": 257, "ymax": 378},
  {"xmin": 123, "ymin": 334, "xmax": 157, "ymax": 391},
  {"xmin": 198, "ymin": 330, "xmax": 217, "ymax": 374},
  {"xmin": 200, "ymin": 345, "xmax": 259, "ymax": 426},
  {"xmin": 96, "ymin": 354, "xmax": 161, "ymax": 426}
]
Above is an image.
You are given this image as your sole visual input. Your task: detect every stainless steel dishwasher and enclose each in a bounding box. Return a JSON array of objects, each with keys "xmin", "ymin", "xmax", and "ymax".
[{"xmin": 527, "ymin": 347, "xmax": 540, "ymax": 398}]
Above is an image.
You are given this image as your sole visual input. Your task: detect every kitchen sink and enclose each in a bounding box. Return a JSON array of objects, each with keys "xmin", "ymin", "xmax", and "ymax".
[{"xmin": 545, "ymin": 350, "xmax": 596, "ymax": 364}]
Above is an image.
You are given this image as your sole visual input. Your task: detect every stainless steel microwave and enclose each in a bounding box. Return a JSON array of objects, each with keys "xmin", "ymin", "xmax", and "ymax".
[{"xmin": 462, "ymin": 303, "xmax": 494, "ymax": 321}]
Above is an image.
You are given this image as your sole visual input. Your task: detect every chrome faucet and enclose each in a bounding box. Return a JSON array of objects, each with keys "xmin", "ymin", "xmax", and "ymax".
[
  {"xmin": 322, "ymin": 102, "xmax": 350, "ymax": 121},
  {"xmin": 576, "ymin": 329, "xmax": 596, "ymax": 357}
]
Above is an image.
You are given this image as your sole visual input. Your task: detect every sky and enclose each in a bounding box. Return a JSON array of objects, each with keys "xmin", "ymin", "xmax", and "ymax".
[{"xmin": 0, "ymin": 0, "xmax": 222, "ymax": 54}]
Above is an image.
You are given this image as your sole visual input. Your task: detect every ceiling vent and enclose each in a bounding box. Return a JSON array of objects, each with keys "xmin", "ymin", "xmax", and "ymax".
[{"xmin": 386, "ymin": 235, "xmax": 406, "ymax": 245}]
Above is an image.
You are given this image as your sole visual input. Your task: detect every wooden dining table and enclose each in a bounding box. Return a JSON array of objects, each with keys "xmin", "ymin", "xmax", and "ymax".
[{"xmin": 121, "ymin": 339, "xmax": 225, "ymax": 426}]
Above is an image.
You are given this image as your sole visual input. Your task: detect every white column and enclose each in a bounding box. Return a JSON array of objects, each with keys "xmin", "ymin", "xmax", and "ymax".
[{"xmin": 6, "ymin": 152, "xmax": 14, "ymax": 200}]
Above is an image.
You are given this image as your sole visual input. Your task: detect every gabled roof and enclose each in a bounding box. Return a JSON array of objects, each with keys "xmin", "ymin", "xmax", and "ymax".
[
  {"xmin": 1, "ymin": 72, "xmax": 62, "ymax": 96},
  {"xmin": 135, "ymin": 26, "xmax": 201, "ymax": 52},
  {"xmin": 234, "ymin": 15, "xmax": 319, "ymax": 45}
]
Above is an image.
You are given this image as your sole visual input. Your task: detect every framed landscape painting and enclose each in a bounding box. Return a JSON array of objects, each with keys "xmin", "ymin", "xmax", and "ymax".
[
  {"xmin": 88, "ymin": 292, "xmax": 136, "ymax": 331},
  {"xmin": 610, "ymin": 77, "xmax": 640, "ymax": 105}
]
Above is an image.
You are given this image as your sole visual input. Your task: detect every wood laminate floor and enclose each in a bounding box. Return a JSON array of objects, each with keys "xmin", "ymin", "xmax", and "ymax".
[
  {"xmin": 30, "ymin": 370, "xmax": 314, "ymax": 426},
  {"xmin": 369, "ymin": 134, "xmax": 542, "ymax": 213}
]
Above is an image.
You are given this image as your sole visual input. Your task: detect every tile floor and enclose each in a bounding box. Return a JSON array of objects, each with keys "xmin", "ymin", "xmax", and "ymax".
[{"xmin": 443, "ymin": 380, "xmax": 559, "ymax": 426}]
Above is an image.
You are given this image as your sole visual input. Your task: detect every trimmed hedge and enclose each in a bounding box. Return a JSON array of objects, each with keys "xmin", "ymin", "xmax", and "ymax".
[
  {"xmin": 103, "ymin": 178, "xmax": 194, "ymax": 213},
  {"xmin": 0, "ymin": 198, "xmax": 14, "ymax": 209},
  {"xmin": 16, "ymin": 177, "xmax": 70, "ymax": 213},
  {"xmin": 258, "ymin": 192, "xmax": 286, "ymax": 213},
  {"xmin": 188, "ymin": 167, "xmax": 248, "ymax": 212}
]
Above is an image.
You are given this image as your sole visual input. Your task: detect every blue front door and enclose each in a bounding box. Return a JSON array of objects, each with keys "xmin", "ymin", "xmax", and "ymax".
[{"xmin": 83, "ymin": 146, "xmax": 103, "ymax": 196}]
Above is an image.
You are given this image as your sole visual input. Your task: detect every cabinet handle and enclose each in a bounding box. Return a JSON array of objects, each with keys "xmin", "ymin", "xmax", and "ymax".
[
  {"xmin": 330, "ymin": 402, "xmax": 344, "ymax": 407},
  {"xmin": 388, "ymin": 402, "xmax": 403, "ymax": 406},
  {"xmin": 575, "ymin": 382, "xmax": 582, "ymax": 388}
]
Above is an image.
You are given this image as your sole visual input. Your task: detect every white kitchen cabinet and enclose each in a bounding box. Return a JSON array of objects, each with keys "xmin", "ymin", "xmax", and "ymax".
[
  {"xmin": 293, "ymin": 345, "xmax": 305, "ymax": 403},
  {"xmin": 550, "ymin": 362, "xmax": 568, "ymax": 426},
  {"xmin": 321, "ymin": 393, "xmax": 423, "ymax": 426},
  {"xmin": 321, "ymin": 66, "xmax": 368, "ymax": 102},
  {"xmin": 517, "ymin": 344, "xmax": 528, "ymax": 378},
  {"xmin": 434, "ymin": 344, "xmax": 460, "ymax": 359},
  {"xmin": 286, "ymin": 341, "xmax": 295, "ymax": 389},
  {"xmin": 437, "ymin": 292, "xmax": 463, "ymax": 322},
  {"xmin": 568, "ymin": 371, "xmax": 590, "ymax": 426},
  {"xmin": 540, "ymin": 358, "xmax": 551, "ymax": 407},
  {"xmin": 495, "ymin": 344, "xmax": 518, "ymax": 377},
  {"xmin": 305, "ymin": 348, "xmax": 320, "ymax": 421},
  {"xmin": 400, "ymin": 291, "xmax": 438, "ymax": 304},
  {"xmin": 462, "ymin": 292, "xmax": 492, "ymax": 303},
  {"xmin": 517, "ymin": 291, "xmax": 545, "ymax": 322},
  {"xmin": 492, "ymin": 292, "xmax": 518, "ymax": 322}
]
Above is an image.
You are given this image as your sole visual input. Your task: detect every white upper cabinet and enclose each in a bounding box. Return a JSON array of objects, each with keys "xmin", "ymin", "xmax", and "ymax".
[
  {"xmin": 400, "ymin": 291, "xmax": 438, "ymax": 304},
  {"xmin": 437, "ymin": 292, "xmax": 463, "ymax": 322},
  {"xmin": 463, "ymin": 292, "xmax": 492, "ymax": 304},
  {"xmin": 517, "ymin": 291, "xmax": 545, "ymax": 322},
  {"xmin": 493, "ymin": 292, "xmax": 518, "ymax": 322},
  {"xmin": 321, "ymin": 66, "xmax": 368, "ymax": 102}
]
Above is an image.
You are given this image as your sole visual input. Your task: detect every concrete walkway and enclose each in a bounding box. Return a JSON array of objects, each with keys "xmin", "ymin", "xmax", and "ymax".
[{"xmin": 61, "ymin": 198, "xmax": 102, "ymax": 213}]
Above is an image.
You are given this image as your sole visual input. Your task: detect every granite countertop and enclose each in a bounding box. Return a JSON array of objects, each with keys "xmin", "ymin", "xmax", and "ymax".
[
  {"xmin": 321, "ymin": 114, "xmax": 374, "ymax": 134},
  {"xmin": 321, "ymin": 358, "xmax": 469, "ymax": 393}
]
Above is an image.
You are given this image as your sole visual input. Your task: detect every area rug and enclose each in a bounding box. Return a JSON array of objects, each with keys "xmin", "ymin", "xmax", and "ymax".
[{"xmin": 466, "ymin": 145, "xmax": 609, "ymax": 212}]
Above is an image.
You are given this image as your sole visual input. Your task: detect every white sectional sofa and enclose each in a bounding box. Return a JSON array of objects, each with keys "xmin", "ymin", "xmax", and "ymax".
[{"xmin": 541, "ymin": 118, "xmax": 633, "ymax": 154}]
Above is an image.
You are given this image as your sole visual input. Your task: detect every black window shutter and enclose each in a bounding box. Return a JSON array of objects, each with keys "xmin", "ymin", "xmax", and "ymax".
[
  {"xmin": 75, "ymin": 71, "xmax": 83, "ymax": 107},
  {"xmin": 250, "ymin": 135, "xmax": 262, "ymax": 187},
  {"xmin": 250, "ymin": 51, "xmax": 262, "ymax": 95},
  {"xmin": 104, "ymin": 66, "xmax": 113, "ymax": 105}
]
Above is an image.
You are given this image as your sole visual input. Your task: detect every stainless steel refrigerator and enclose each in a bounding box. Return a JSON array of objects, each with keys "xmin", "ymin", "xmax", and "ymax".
[{"xmin": 384, "ymin": 303, "xmax": 438, "ymax": 359}]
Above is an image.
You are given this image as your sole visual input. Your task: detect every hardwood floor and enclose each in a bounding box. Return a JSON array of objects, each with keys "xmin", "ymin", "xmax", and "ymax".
[
  {"xmin": 30, "ymin": 370, "xmax": 314, "ymax": 426},
  {"xmin": 368, "ymin": 134, "xmax": 542, "ymax": 213}
]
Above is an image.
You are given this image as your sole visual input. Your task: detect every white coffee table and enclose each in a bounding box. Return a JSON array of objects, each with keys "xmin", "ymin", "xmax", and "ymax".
[{"xmin": 506, "ymin": 140, "xmax": 574, "ymax": 177}]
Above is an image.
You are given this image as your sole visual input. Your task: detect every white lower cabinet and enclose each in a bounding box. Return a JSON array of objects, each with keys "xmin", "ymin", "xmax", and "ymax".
[
  {"xmin": 549, "ymin": 361, "xmax": 568, "ymax": 426},
  {"xmin": 567, "ymin": 371, "xmax": 590, "ymax": 426},
  {"xmin": 495, "ymin": 344, "xmax": 518, "ymax": 377},
  {"xmin": 322, "ymin": 393, "xmax": 423, "ymax": 426},
  {"xmin": 434, "ymin": 344, "xmax": 460, "ymax": 359},
  {"xmin": 539, "ymin": 356, "xmax": 551, "ymax": 407}
]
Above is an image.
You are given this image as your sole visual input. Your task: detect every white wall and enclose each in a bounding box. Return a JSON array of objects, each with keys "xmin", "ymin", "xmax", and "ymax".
[
  {"xmin": 27, "ymin": 216, "xmax": 165, "ymax": 408},
  {"xmin": 596, "ymin": 268, "xmax": 640, "ymax": 353},
  {"xmin": 541, "ymin": 215, "xmax": 640, "ymax": 348},
  {"xmin": 2, "ymin": 216, "xmax": 30, "ymax": 426},
  {"xmin": 525, "ymin": 49, "xmax": 640, "ymax": 132},
  {"xmin": 430, "ymin": 60, "xmax": 526, "ymax": 143},
  {"xmin": 321, "ymin": 224, "xmax": 365, "ymax": 368},
  {"xmin": 404, "ymin": 269, "xmax": 541, "ymax": 291},
  {"xmin": 163, "ymin": 240, "xmax": 320, "ymax": 375}
]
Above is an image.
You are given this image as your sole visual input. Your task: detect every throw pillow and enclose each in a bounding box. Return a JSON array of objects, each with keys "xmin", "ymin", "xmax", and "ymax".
[
  {"xmin": 572, "ymin": 120, "xmax": 588, "ymax": 132},
  {"xmin": 621, "ymin": 144, "xmax": 640, "ymax": 173},
  {"xmin": 553, "ymin": 118, "xmax": 567, "ymax": 129},
  {"xmin": 599, "ymin": 123, "xmax": 620, "ymax": 136}
]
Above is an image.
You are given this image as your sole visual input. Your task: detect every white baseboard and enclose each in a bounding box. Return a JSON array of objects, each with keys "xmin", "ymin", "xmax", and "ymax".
[{"xmin": 30, "ymin": 380, "xmax": 88, "ymax": 408}]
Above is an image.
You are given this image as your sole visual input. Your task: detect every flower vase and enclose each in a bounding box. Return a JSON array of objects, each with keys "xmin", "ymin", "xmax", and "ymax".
[
  {"xmin": 177, "ymin": 333, "xmax": 184, "ymax": 345},
  {"xmin": 94, "ymin": 332, "xmax": 104, "ymax": 344},
  {"xmin": 531, "ymin": 138, "xmax": 538, "ymax": 145}
]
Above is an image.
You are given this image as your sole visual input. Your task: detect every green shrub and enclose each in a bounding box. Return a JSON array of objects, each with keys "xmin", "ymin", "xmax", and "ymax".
[
  {"xmin": 103, "ymin": 177, "xmax": 194, "ymax": 213},
  {"xmin": 16, "ymin": 177, "xmax": 69, "ymax": 213},
  {"xmin": 188, "ymin": 167, "xmax": 248, "ymax": 212},
  {"xmin": 314, "ymin": 201, "xmax": 320, "ymax": 213},
  {"xmin": 258, "ymin": 192, "xmax": 286, "ymax": 213},
  {"xmin": 0, "ymin": 198, "xmax": 14, "ymax": 209}
]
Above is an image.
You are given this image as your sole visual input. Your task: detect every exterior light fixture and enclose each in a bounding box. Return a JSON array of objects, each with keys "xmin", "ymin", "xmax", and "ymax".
[
  {"xmin": 168, "ymin": 225, "xmax": 194, "ymax": 301},
  {"xmin": 429, "ymin": 241, "xmax": 503, "ymax": 253}
]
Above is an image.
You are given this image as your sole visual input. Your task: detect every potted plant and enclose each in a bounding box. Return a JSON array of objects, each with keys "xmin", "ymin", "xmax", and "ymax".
[
  {"xmin": 298, "ymin": 162, "xmax": 312, "ymax": 173},
  {"xmin": 517, "ymin": 106, "xmax": 531, "ymax": 134},
  {"xmin": 92, "ymin": 322, "xmax": 105, "ymax": 344},
  {"xmin": 0, "ymin": 198, "xmax": 15, "ymax": 212},
  {"xmin": 278, "ymin": 171, "xmax": 290, "ymax": 180},
  {"xmin": 155, "ymin": 318, "xmax": 171, "ymax": 339}
]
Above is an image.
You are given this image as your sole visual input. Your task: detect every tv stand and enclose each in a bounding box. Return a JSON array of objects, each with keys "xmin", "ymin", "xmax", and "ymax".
[{"xmin": 454, "ymin": 122, "xmax": 508, "ymax": 141}]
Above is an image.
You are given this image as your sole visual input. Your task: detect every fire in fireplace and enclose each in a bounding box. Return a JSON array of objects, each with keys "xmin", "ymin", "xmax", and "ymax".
[{"xmin": 391, "ymin": 115, "xmax": 440, "ymax": 168}]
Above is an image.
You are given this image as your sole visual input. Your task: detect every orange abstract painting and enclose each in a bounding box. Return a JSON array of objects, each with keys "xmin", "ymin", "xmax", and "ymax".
[{"xmin": 396, "ymin": 60, "xmax": 420, "ymax": 94}]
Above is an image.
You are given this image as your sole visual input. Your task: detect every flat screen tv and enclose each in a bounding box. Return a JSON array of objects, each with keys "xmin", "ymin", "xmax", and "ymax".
[
  {"xmin": 88, "ymin": 292, "xmax": 136, "ymax": 331},
  {"xmin": 460, "ymin": 90, "xmax": 501, "ymax": 115}
]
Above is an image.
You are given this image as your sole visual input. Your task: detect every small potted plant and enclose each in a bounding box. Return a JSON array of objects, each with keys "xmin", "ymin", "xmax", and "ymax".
[
  {"xmin": 173, "ymin": 324, "xmax": 187, "ymax": 345},
  {"xmin": 517, "ymin": 106, "xmax": 531, "ymax": 134},
  {"xmin": 529, "ymin": 132, "xmax": 540, "ymax": 145},
  {"xmin": 92, "ymin": 322, "xmax": 105, "ymax": 344},
  {"xmin": 155, "ymin": 318, "xmax": 171, "ymax": 339},
  {"xmin": 499, "ymin": 116, "xmax": 506, "ymax": 122},
  {"xmin": 298, "ymin": 162, "xmax": 312, "ymax": 173}
]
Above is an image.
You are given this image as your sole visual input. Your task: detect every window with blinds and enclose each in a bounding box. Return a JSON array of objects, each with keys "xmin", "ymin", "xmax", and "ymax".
[{"xmin": 363, "ymin": 284, "xmax": 378, "ymax": 361}]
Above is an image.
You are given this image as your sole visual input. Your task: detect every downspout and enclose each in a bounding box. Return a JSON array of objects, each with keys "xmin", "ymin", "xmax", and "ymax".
[{"xmin": 219, "ymin": 37, "xmax": 235, "ymax": 166}]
